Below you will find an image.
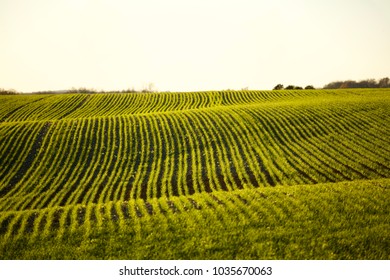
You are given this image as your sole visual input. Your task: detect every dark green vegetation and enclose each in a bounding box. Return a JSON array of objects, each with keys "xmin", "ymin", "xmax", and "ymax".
[
  {"xmin": 0, "ymin": 89, "xmax": 389, "ymax": 259},
  {"xmin": 323, "ymin": 77, "xmax": 390, "ymax": 89}
]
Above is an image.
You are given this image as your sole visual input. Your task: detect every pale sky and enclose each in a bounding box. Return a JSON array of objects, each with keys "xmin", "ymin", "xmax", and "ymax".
[{"xmin": 1, "ymin": 0, "xmax": 389, "ymax": 92}]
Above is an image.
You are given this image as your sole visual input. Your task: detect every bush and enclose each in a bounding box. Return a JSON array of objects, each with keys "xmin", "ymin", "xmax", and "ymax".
[{"xmin": 273, "ymin": 84, "xmax": 284, "ymax": 90}]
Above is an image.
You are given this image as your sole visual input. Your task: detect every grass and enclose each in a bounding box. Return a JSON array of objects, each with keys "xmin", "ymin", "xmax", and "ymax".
[{"xmin": 1, "ymin": 179, "xmax": 389, "ymax": 259}]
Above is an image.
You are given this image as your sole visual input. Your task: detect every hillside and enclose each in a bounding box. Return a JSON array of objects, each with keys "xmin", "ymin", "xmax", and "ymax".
[{"xmin": 0, "ymin": 89, "xmax": 389, "ymax": 259}]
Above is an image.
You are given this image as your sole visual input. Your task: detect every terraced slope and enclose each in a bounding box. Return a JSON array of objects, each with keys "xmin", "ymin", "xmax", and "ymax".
[{"xmin": 0, "ymin": 89, "xmax": 389, "ymax": 259}]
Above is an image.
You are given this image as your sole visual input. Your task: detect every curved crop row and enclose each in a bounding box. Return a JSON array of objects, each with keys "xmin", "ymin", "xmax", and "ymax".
[
  {"xmin": 2, "ymin": 89, "xmax": 388, "ymax": 123},
  {"xmin": 0, "ymin": 179, "xmax": 389, "ymax": 244},
  {"xmin": 1, "ymin": 90, "xmax": 389, "ymax": 213}
]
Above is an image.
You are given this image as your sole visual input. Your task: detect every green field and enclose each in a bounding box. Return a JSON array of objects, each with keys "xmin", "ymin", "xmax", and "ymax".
[{"xmin": 0, "ymin": 89, "xmax": 389, "ymax": 259}]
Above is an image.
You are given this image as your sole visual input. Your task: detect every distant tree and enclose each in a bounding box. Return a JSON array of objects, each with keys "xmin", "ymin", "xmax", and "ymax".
[
  {"xmin": 273, "ymin": 84, "xmax": 284, "ymax": 90},
  {"xmin": 141, "ymin": 82, "xmax": 156, "ymax": 93},
  {"xmin": 379, "ymin": 77, "xmax": 390, "ymax": 88},
  {"xmin": 0, "ymin": 88, "xmax": 18, "ymax": 95},
  {"xmin": 324, "ymin": 77, "xmax": 390, "ymax": 89},
  {"xmin": 305, "ymin": 85, "xmax": 315, "ymax": 89},
  {"xmin": 69, "ymin": 87, "xmax": 97, "ymax": 94},
  {"xmin": 121, "ymin": 88, "xmax": 137, "ymax": 93},
  {"xmin": 274, "ymin": 84, "xmax": 304, "ymax": 90},
  {"xmin": 339, "ymin": 80, "xmax": 361, "ymax": 88},
  {"xmin": 323, "ymin": 81, "xmax": 344, "ymax": 89},
  {"xmin": 359, "ymin": 79, "xmax": 377, "ymax": 88}
]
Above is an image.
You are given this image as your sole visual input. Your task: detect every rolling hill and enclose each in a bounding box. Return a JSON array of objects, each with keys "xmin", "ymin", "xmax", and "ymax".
[{"xmin": 0, "ymin": 89, "xmax": 389, "ymax": 259}]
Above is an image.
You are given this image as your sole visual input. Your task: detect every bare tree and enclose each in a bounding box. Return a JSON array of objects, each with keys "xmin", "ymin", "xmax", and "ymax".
[
  {"xmin": 0, "ymin": 88, "xmax": 18, "ymax": 95},
  {"xmin": 379, "ymin": 77, "xmax": 390, "ymax": 88}
]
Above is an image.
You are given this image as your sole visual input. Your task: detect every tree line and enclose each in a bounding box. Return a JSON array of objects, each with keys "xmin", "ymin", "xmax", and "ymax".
[
  {"xmin": 0, "ymin": 88, "xmax": 18, "ymax": 95},
  {"xmin": 0, "ymin": 86, "xmax": 157, "ymax": 95},
  {"xmin": 273, "ymin": 84, "xmax": 315, "ymax": 90},
  {"xmin": 323, "ymin": 77, "xmax": 390, "ymax": 89},
  {"xmin": 2, "ymin": 78, "xmax": 390, "ymax": 95},
  {"xmin": 272, "ymin": 77, "xmax": 390, "ymax": 90}
]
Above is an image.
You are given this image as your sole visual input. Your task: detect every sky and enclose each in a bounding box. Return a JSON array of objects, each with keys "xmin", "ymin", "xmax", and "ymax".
[{"xmin": 0, "ymin": 0, "xmax": 389, "ymax": 92}]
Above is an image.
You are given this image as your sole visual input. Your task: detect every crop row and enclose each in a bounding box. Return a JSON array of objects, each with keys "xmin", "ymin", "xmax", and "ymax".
[
  {"xmin": 0, "ymin": 93, "xmax": 389, "ymax": 212},
  {"xmin": 0, "ymin": 179, "xmax": 388, "ymax": 241},
  {"xmin": 1, "ymin": 89, "xmax": 388, "ymax": 123}
]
